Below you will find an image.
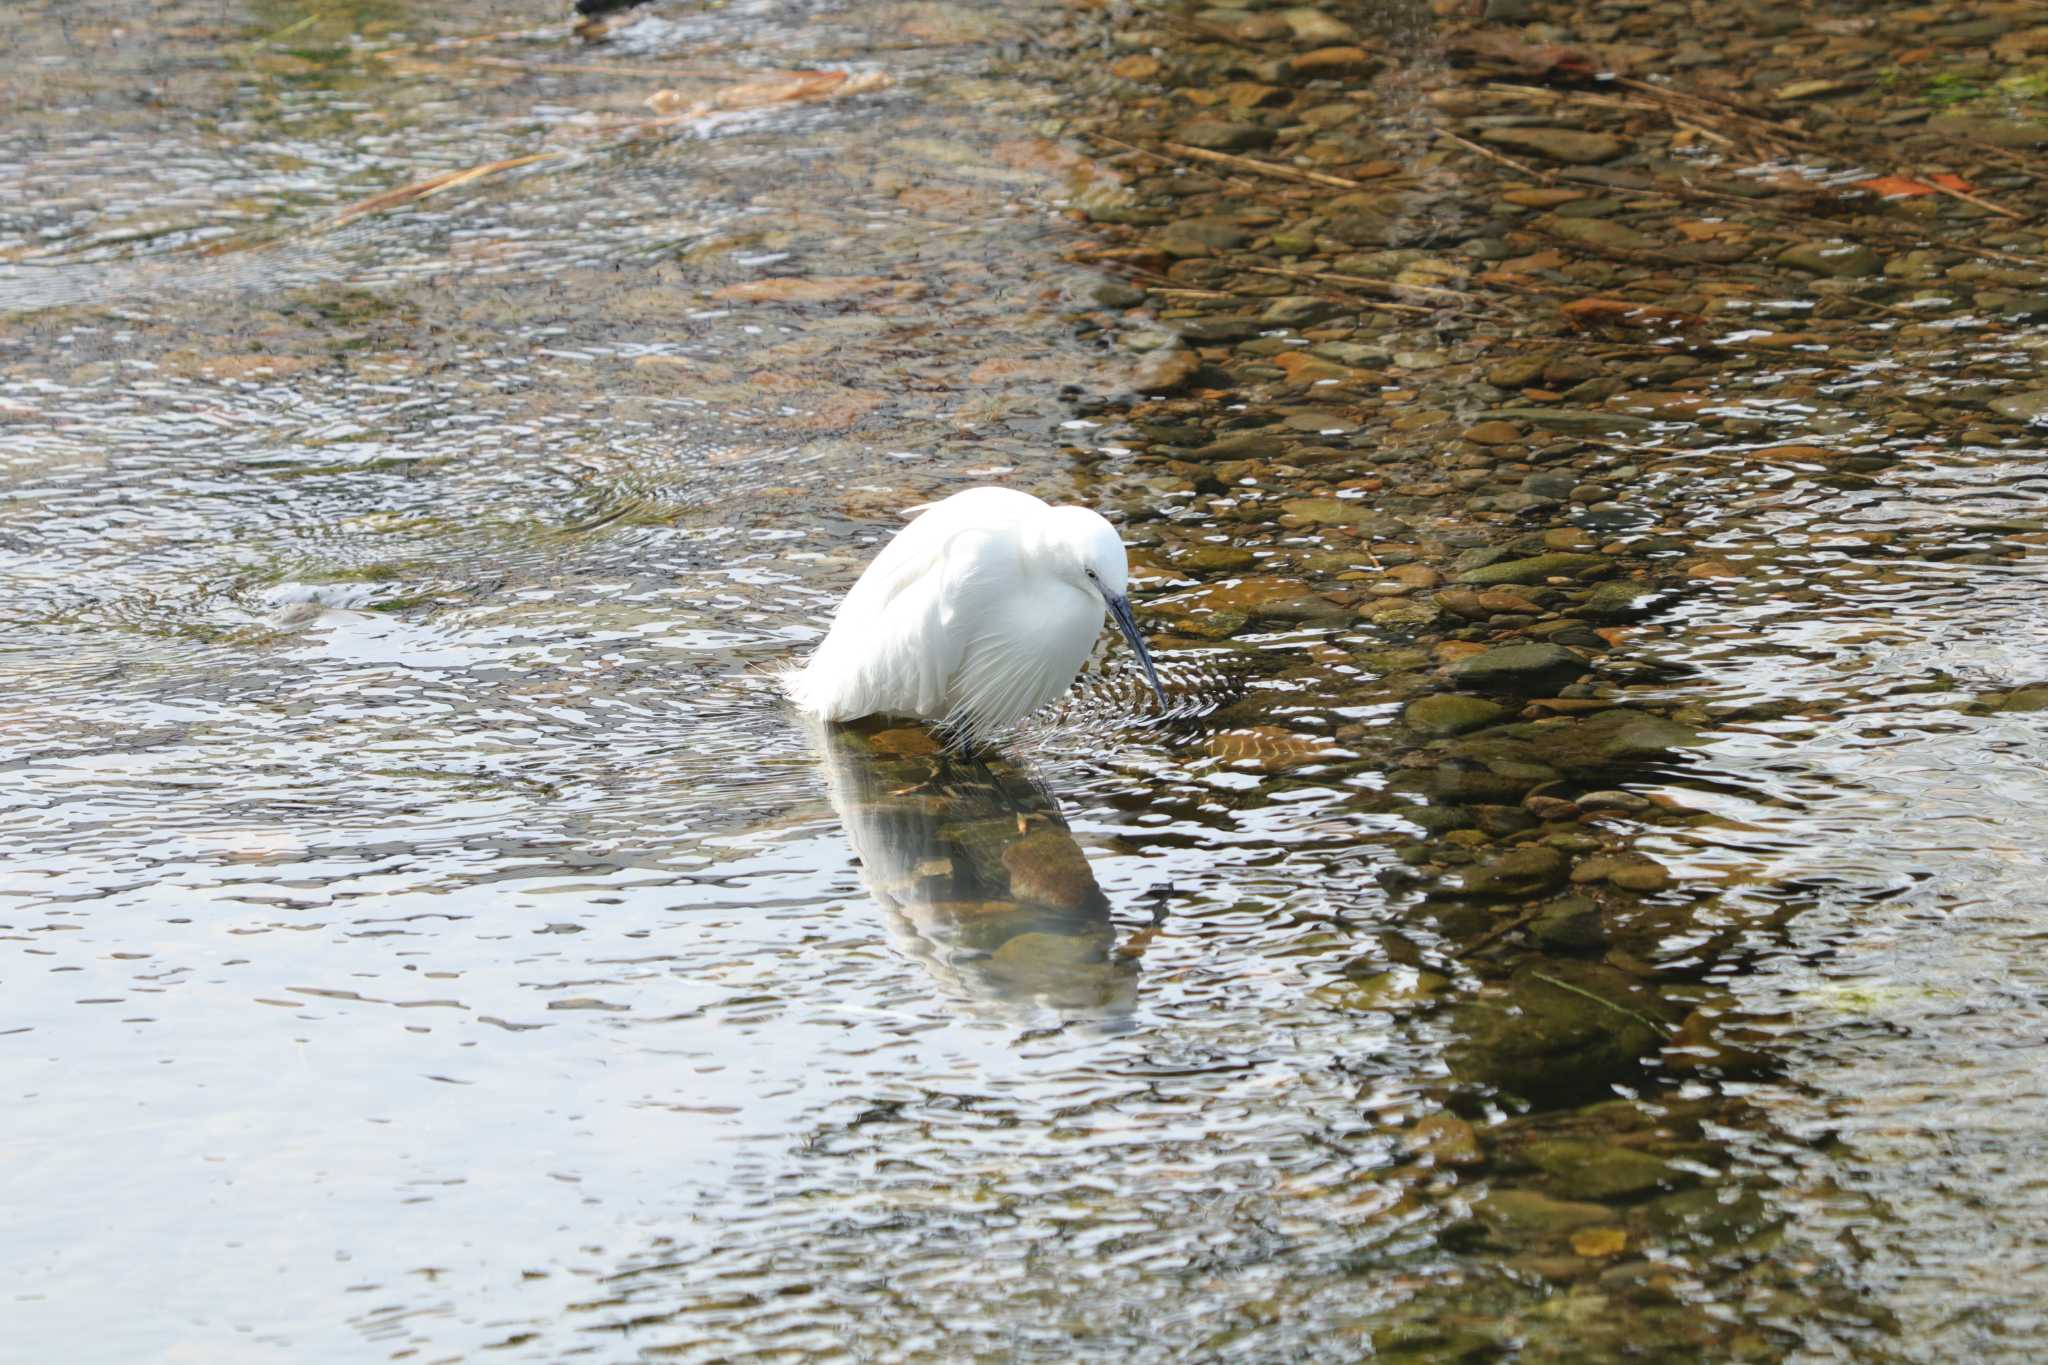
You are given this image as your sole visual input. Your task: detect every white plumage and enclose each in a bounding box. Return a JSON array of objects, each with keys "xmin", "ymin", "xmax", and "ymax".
[{"xmin": 786, "ymin": 487, "xmax": 1164, "ymax": 744}]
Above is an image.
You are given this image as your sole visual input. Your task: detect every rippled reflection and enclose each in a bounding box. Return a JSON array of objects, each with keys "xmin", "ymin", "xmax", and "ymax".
[{"xmin": 816, "ymin": 719, "xmax": 1138, "ymax": 1019}]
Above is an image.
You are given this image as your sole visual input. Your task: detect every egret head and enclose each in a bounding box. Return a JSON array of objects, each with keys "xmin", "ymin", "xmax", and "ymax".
[{"xmin": 1042, "ymin": 506, "xmax": 1166, "ymax": 711}]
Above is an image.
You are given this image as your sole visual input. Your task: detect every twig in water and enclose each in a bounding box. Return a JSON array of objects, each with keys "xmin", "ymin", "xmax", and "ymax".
[
  {"xmin": 1435, "ymin": 129, "xmax": 1548, "ymax": 182},
  {"xmin": 1530, "ymin": 970, "xmax": 1675, "ymax": 1036},
  {"xmin": 330, "ymin": 152, "xmax": 565, "ymax": 226},
  {"xmin": 1161, "ymin": 142, "xmax": 1376, "ymax": 191},
  {"xmin": 1919, "ymin": 172, "xmax": 2024, "ymax": 221},
  {"xmin": 1459, "ymin": 905, "xmax": 1546, "ymax": 956}
]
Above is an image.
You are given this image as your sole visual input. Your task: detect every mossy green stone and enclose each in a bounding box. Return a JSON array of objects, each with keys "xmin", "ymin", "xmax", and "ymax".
[
  {"xmin": 1446, "ymin": 643, "xmax": 1587, "ymax": 695},
  {"xmin": 1405, "ymin": 693, "xmax": 1510, "ymax": 736},
  {"xmin": 1458, "ymin": 553, "xmax": 1608, "ymax": 586},
  {"xmin": 1453, "ymin": 844, "xmax": 1569, "ymax": 899},
  {"xmin": 1474, "ymin": 1189, "xmax": 1615, "ymax": 1235},
  {"xmin": 1446, "ymin": 960, "xmax": 1679, "ymax": 1102},
  {"xmin": 1524, "ymin": 1139, "xmax": 1678, "ymax": 1199}
]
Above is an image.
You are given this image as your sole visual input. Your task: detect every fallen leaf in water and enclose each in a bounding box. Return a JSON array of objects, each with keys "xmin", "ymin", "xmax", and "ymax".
[
  {"xmin": 1572, "ymin": 1227, "xmax": 1628, "ymax": 1258},
  {"xmin": 1853, "ymin": 172, "xmax": 1971, "ymax": 198}
]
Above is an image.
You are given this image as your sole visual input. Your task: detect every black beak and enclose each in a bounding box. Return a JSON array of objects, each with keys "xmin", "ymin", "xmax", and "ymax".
[{"xmin": 1102, "ymin": 591, "xmax": 1167, "ymax": 711}]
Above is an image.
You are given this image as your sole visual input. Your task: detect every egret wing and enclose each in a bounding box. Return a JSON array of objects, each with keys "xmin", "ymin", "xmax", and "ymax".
[
  {"xmin": 831, "ymin": 487, "xmax": 1040, "ymax": 625},
  {"xmin": 792, "ymin": 494, "xmax": 1031, "ymax": 724}
]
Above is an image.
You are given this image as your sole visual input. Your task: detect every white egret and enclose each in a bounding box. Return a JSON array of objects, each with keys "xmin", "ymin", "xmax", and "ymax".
[{"xmin": 786, "ymin": 486, "xmax": 1166, "ymax": 744}]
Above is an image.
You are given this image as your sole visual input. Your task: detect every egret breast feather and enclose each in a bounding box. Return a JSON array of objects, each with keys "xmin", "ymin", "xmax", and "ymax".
[{"xmin": 787, "ymin": 487, "xmax": 1164, "ymax": 743}]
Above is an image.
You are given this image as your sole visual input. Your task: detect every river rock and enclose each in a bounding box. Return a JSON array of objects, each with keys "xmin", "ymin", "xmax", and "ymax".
[
  {"xmin": 1446, "ymin": 643, "xmax": 1588, "ymax": 695},
  {"xmin": 1453, "ymin": 844, "xmax": 1570, "ymax": 899},
  {"xmin": 1193, "ymin": 431, "xmax": 1289, "ymax": 459},
  {"xmin": 1990, "ymin": 391, "xmax": 2048, "ymax": 424},
  {"xmin": 1002, "ymin": 829, "xmax": 1105, "ymax": 913},
  {"xmin": 1479, "ymin": 127, "xmax": 1625, "ymax": 164},
  {"xmin": 1446, "ymin": 960, "xmax": 1679, "ymax": 1102},
  {"xmin": 1406, "ymin": 693, "xmax": 1510, "ymax": 736},
  {"xmin": 1281, "ymin": 497, "xmax": 1412, "ymax": 537},
  {"xmin": 1134, "ymin": 347, "xmax": 1202, "ymax": 395},
  {"xmin": 1290, "ymin": 45, "xmax": 1377, "ymax": 77},
  {"xmin": 1523, "ymin": 1139, "xmax": 1680, "ymax": 1199},
  {"xmin": 1475, "ymin": 1189, "xmax": 1615, "ymax": 1236},
  {"xmin": 1174, "ymin": 119, "xmax": 1276, "ymax": 152},
  {"xmin": 1459, "ymin": 553, "xmax": 1608, "ymax": 585},
  {"xmin": 1573, "ymin": 580, "xmax": 1669, "ymax": 623},
  {"xmin": 1159, "ymin": 216, "xmax": 1253, "ymax": 257},
  {"xmin": 1776, "ymin": 241, "xmax": 1883, "ymax": 277},
  {"xmin": 1275, "ymin": 6, "xmax": 1358, "ymax": 44},
  {"xmin": 1541, "ymin": 216, "xmax": 1658, "ymax": 251}
]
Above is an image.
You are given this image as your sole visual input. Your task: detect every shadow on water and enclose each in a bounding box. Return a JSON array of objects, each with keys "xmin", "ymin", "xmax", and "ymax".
[{"xmin": 815, "ymin": 718, "xmax": 1139, "ymax": 1022}]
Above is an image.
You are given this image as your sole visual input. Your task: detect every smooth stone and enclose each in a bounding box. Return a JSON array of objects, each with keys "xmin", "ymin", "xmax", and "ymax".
[
  {"xmin": 1447, "ymin": 643, "xmax": 1588, "ymax": 695},
  {"xmin": 1458, "ymin": 552, "xmax": 1608, "ymax": 585},
  {"xmin": 1479, "ymin": 127, "xmax": 1625, "ymax": 164},
  {"xmin": 1577, "ymin": 789, "xmax": 1652, "ymax": 812},
  {"xmin": 1990, "ymin": 390, "xmax": 2048, "ymax": 424},
  {"xmin": 1523, "ymin": 1139, "xmax": 1679, "ymax": 1199},
  {"xmin": 1452, "ymin": 844, "xmax": 1570, "ymax": 899},
  {"xmin": 1193, "ymin": 431, "xmax": 1289, "ymax": 459},
  {"xmin": 1446, "ymin": 960, "xmax": 1679, "ymax": 1101},
  {"xmin": 1001, "ymin": 830, "xmax": 1105, "ymax": 912},
  {"xmin": 1475, "ymin": 1189, "xmax": 1615, "ymax": 1235},
  {"xmin": 1175, "ymin": 119, "xmax": 1276, "ymax": 152},
  {"xmin": 1485, "ymin": 407, "xmax": 1657, "ymax": 433},
  {"xmin": 1406, "ymin": 693, "xmax": 1511, "ymax": 736},
  {"xmin": 1777, "ymin": 241, "xmax": 1884, "ymax": 277},
  {"xmin": 1159, "ymin": 216, "xmax": 1253, "ymax": 258},
  {"xmin": 1281, "ymin": 497, "xmax": 1413, "ymax": 537},
  {"xmin": 1540, "ymin": 216, "xmax": 1659, "ymax": 251},
  {"xmin": 1573, "ymin": 581, "xmax": 1668, "ymax": 623}
]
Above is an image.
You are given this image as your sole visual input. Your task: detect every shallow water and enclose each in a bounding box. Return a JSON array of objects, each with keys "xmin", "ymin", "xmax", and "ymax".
[
  {"xmin": 1, "ymin": 3, "xmax": 1424, "ymax": 1359},
  {"xmin": 5, "ymin": 1, "xmax": 2048, "ymax": 1361}
]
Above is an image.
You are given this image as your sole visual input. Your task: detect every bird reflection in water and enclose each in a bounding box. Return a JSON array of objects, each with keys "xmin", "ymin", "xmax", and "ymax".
[{"xmin": 814, "ymin": 717, "xmax": 1138, "ymax": 1020}]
